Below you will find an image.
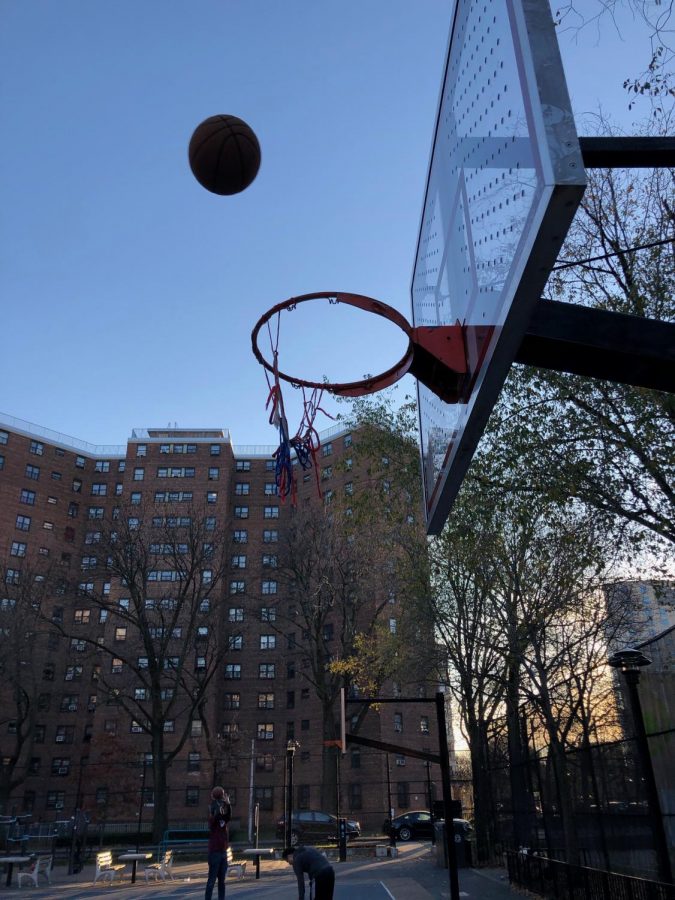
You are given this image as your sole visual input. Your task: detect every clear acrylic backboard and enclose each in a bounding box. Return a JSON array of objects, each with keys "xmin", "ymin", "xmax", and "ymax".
[{"xmin": 412, "ymin": 0, "xmax": 586, "ymax": 534}]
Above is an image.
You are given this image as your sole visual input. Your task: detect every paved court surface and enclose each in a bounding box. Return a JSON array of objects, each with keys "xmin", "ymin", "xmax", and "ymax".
[{"xmin": 0, "ymin": 843, "xmax": 522, "ymax": 899}]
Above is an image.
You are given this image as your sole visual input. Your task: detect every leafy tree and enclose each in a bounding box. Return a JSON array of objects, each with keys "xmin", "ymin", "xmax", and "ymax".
[{"xmin": 481, "ymin": 164, "xmax": 675, "ymax": 563}]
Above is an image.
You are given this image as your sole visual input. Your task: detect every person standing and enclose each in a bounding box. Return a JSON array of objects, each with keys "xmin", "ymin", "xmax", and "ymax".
[
  {"xmin": 283, "ymin": 845, "xmax": 335, "ymax": 900},
  {"xmin": 205, "ymin": 786, "xmax": 231, "ymax": 900}
]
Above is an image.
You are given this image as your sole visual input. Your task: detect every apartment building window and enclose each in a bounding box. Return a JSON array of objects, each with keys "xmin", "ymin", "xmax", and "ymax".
[
  {"xmin": 228, "ymin": 608, "xmax": 244, "ymax": 623},
  {"xmin": 262, "ymin": 580, "xmax": 277, "ymax": 595},
  {"xmin": 321, "ymin": 466, "xmax": 332, "ymax": 480},
  {"xmin": 164, "ymin": 721, "xmax": 175, "ymax": 733},
  {"xmin": 111, "ymin": 658, "xmax": 123, "ymax": 674},
  {"xmin": 349, "ymin": 783, "xmax": 362, "ymax": 810},
  {"xmin": 136, "ymin": 445, "xmax": 147, "ymax": 457},
  {"xmin": 54, "ymin": 726, "xmax": 74, "ymax": 745},
  {"xmin": 185, "ymin": 787, "xmax": 200, "ymax": 807},
  {"xmin": 254, "ymin": 786, "xmax": 273, "ymax": 811},
  {"xmin": 343, "ymin": 433, "xmax": 352, "ymax": 447},
  {"xmin": 0, "ymin": 454, "xmax": 4, "ymax": 470},
  {"xmin": 394, "ymin": 712, "xmax": 403, "ymax": 733},
  {"xmin": 350, "ymin": 747, "xmax": 361, "ymax": 769},
  {"xmin": 0, "ymin": 430, "xmax": 8, "ymax": 444},
  {"xmin": 256, "ymin": 754, "xmax": 274, "ymax": 772},
  {"xmin": 68, "ymin": 502, "xmax": 79, "ymax": 518},
  {"xmin": 257, "ymin": 723, "xmax": 274, "ymax": 741},
  {"xmin": 224, "ymin": 664, "xmax": 241, "ymax": 680},
  {"xmin": 115, "ymin": 627, "xmax": 127, "ymax": 642},
  {"xmin": 260, "ymin": 607, "xmax": 276, "ymax": 622},
  {"xmin": 133, "ymin": 468, "xmax": 144, "ymax": 481},
  {"xmin": 64, "ymin": 665, "xmax": 83, "ymax": 682},
  {"xmin": 75, "ymin": 456, "xmax": 85, "ymax": 468},
  {"xmin": 20, "ymin": 489, "xmax": 36, "ymax": 505},
  {"xmin": 118, "ymin": 461, "xmax": 126, "ymax": 472},
  {"xmin": 5, "ymin": 569, "xmax": 20, "ymax": 585},
  {"xmin": 205, "ymin": 516, "xmax": 216, "ymax": 531},
  {"xmin": 94, "ymin": 460, "xmax": 110, "ymax": 472},
  {"xmin": 322, "ymin": 442, "xmax": 333, "ymax": 457},
  {"xmin": 91, "ymin": 483, "xmax": 107, "ymax": 496},
  {"xmin": 229, "ymin": 580, "xmax": 245, "ymax": 595},
  {"xmin": 395, "ymin": 754, "xmax": 406, "ymax": 767},
  {"xmin": 46, "ymin": 791, "xmax": 65, "ymax": 810},
  {"xmin": 223, "ymin": 693, "xmax": 240, "ymax": 709},
  {"xmin": 258, "ymin": 693, "xmax": 275, "ymax": 709},
  {"xmin": 30, "ymin": 441, "xmax": 44, "ymax": 456},
  {"xmin": 263, "ymin": 506, "xmax": 279, "ymax": 519},
  {"xmin": 210, "ymin": 445, "xmax": 222, "ymax": 456},
  {"xmin": 228, "ymin": 635, "xmax": 243, "ymax": 651},
  {"xmin": 52, "ymin": 758, "xmax": 71, "ymax": 776},
  {"xmin": 235, "ymin": 483, "xmax": 250, "ymax": 496},
  {"xmin": 208, "ymin": 468, "xmax": 219, "ymax": 480},
  {"xmin": 191, "ymin": 720, "xmax": 202, "ymax": 737},
  {"xmin": 263, "ymin": 530, "xmax": 278, "ymax": 543},
  {"xmin": 389, "ymin": 618, "xmax": 397, "ymax": 634},
  {"xmin": 262, "ymin": 554, "xmax": 277, "ymax": 568},
  {"xmin": 265, "ymin": 459, "xmax": 275, "ymax": 472},
  {"xmin": 263, "ymin": 483, "xmax": 276, "ymax": 496},
  {"xmin": 260, "ymin": 635, "xmax": 276, "ymax": 650},
  {"xmin": 231, "ymin": 555, "xmax": 247, "ymax": 569},
  {"xmin": 10, "ymin": 541, "xmax": 27, "ymax": 558},
  {"xmin": 207, "ymin": 492, "xmax": 218, "ymax": 504},
  {"xmin": 73, "ymin": 610, "xmax": 90, "ymax": 625},
  {"xmin": 88, "ymin": 507, "xmax": 104, "ymax": 519},
  {"xmin": 233, "ymin": 529, "xmax": 247, "ymax": 543},
  {"xmin": 25, "ymin": 464, "xmax": 40, "ymax": 480},
  {"xmin": 235, "ymin": 460, "xmax": 250, "ymax": 471},
  {"xmin": 345, "ymin": 482, "xmax": 353, "ymax": 496},
  {"xmin": 323, "ymin": 623, "xmax": 334, "ymax": 641},
  {"xmin": 420, "ymin": 716, "xmax": 430, "ymax": 734},
  {"xmin": 397, "ymin": 782, "xmax": 410, "ymax": 809},
  {"xmin": 259, "ymin": 663, "xmax": 275, "ymax": 679}
]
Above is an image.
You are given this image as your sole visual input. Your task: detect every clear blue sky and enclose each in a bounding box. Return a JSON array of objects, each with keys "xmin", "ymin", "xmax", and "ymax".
[{"xmin": 0, "ymin": 1, "xmax": 653, "ymax": 448}]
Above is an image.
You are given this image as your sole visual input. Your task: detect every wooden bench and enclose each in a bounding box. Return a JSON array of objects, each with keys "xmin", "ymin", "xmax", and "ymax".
[
  {"xmin": 93, "ymin": 851, "xmax": 126, "ymax": 884},
  {"xmin": 144, "ymin": 848, "xmax": 174, "ymax": 882},
  {"xmin": 17, "ymin": 855, "xmax": 52, "ymax": 887},
  {"xmin": 226, "ymin": 847, "xmax": 247, "ymax": 880}
]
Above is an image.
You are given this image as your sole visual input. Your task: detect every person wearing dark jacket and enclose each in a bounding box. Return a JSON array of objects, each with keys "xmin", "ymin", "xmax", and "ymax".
[
  {"xmin": 205, "ymin": 786, "xmax": 231, "ymax": 900},
  {"xmin": 283, "ymin": 845, "xmax": 335, "ymax": 899}
]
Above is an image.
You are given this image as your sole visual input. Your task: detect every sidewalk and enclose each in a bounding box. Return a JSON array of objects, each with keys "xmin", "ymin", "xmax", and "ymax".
[{"xmin": 1, "ymin": 843, "xmax": 524, "ymax": 899}]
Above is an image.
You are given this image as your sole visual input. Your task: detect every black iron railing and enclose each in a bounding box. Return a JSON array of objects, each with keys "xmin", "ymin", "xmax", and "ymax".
[{"xmin": 505, "ymin": 849, "xmax": 675, "ymax": 900}]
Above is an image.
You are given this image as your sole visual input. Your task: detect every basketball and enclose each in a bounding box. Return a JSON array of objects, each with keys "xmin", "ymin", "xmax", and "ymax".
[{"xmin": 188, "ymin": 115, "xmax": 261, "ymax": 195}]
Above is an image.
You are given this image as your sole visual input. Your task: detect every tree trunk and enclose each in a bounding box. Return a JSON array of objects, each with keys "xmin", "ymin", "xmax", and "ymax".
[{"xmin": 505, "ymin": 667, "xmax": 536, "ymax": 848}]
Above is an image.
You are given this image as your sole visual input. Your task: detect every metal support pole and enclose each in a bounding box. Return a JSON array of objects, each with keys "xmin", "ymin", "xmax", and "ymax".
[
  {"xmin": 624, "ymin": 670, "xmax": 673, "ymax": 884},
  {"xmin": 135, "ymin": 761, "xmax": 147, "ymax": 852},
  {"xmin": 386, "ymin": 754, "xmax": 396, "ymax": 848},
  {"xmin": 436, "ymin": 692, "xmax": 460, "ymax": 900}
]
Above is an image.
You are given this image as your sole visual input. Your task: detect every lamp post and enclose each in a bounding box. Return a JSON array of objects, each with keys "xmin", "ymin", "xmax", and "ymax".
[
  {"xmin": 285, "ymin": 740, "xmax": 300, "ymax": 848},
  {"xmin": 608, "ymin": 648, "xmax": 672, "ymax": 884}
]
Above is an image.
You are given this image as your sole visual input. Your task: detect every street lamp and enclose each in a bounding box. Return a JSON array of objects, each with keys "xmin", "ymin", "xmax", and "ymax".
[
  {"xmin": 608, "ymin": 648, "xmax": 673, "ymax": 884},
  {"xmin": 285, "ymin": 740, "xmax": 300, "ymax": 849},
  {"xmin": 135, "ymin": 758, "xmax": 148, "ymax": 852}
]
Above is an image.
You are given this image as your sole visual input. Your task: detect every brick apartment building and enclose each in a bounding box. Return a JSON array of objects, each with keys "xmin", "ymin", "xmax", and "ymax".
[{"xmin": 0, "ymin": 413, "xmax": 448, "ymax": 838}]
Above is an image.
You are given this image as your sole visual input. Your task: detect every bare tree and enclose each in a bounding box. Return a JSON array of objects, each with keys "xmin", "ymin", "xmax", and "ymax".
[
  {"xmin": 52, "ymin": 502, "xmax": 230, "ymax": 840},
  {"xmin": 0, "ymin": 558, "xmax": 51, "ymax": 813}
]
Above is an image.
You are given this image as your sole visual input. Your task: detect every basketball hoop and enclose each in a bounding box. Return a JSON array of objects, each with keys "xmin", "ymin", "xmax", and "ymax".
[
  {"xmin": 251, "ymin": 291, "xmax": 477, "ymax": 503},
  {"xmin": 251, "ymin": 291, "xmax": 471, "ymax": 400}
]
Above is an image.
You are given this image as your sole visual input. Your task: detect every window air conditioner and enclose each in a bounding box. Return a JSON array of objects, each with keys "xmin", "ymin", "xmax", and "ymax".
[
  {"xmin": 57, "ymin": 767, "xmax": 69, "ymax": 775},
  {"xmin": 54, "ymin": 802, "xmax": 64, "ymax": 809}
]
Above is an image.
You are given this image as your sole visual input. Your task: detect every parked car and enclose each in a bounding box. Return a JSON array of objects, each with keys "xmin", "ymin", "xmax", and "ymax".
[
  {"xmin": 383, "ymin": 810, "xmax": 472, "ymax": 842},
  {"xmin": 275, "ymin": 810, "xmax": 361, "ymax": 846}
]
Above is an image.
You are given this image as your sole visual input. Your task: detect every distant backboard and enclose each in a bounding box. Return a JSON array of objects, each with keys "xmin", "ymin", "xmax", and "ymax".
[{"xmin": 412, "ymin": 0, "xmax": 586, "ymax": 534}]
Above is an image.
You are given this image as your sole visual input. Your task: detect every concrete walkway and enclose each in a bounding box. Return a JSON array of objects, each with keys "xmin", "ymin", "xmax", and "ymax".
[{"xmin": 0, "ymin": 843, "xmax": 523, "ymax": 899}]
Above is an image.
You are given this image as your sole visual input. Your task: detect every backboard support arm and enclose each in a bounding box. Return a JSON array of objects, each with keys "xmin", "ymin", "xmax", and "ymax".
[{"xmin": 517, "ymin": 300, "xmax": 675, "ymax": 393}]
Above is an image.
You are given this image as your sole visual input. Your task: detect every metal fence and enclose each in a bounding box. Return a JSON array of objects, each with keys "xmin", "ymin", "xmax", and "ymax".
[{"xmin": 506, "ymin": 850, "xmax": 675, "ymax": 900}]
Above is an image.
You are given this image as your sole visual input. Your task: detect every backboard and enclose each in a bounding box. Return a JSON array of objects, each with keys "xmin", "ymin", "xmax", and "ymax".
[{"xmin": 412, "ymin": 0, "xmax": 586, "ymax": 534}]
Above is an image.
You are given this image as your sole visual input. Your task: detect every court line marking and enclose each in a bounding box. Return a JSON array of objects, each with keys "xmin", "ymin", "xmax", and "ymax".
[{"xmin": 379, "ymin": 881, "xmax": 396, "ymax": 899}]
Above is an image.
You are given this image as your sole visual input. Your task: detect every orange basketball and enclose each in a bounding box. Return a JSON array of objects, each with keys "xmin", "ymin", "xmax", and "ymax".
[{"xmin": 188, "ymin": 115, "xmax": 261, "ymax": 195}]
